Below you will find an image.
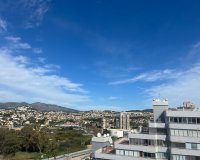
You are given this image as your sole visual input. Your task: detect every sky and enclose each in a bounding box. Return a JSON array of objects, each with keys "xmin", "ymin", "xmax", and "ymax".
[{"xmin": 1, "ymin": 0, "xmax": 200, "ymax": 111}]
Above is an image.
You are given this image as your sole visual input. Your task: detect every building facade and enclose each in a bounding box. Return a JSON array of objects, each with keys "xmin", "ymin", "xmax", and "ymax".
[
  {"xmin": 93, "ymin": 99, "xmax": 200, "ymax": 160},
  {"xmin": 120, "ymin": 112, "xmax": 130, "ymax": 130}
]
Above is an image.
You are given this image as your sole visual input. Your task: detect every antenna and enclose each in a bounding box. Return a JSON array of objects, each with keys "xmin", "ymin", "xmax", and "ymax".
[{"xmin": 158, "ymin": 92, "xmax": 161, "ymax": 99}]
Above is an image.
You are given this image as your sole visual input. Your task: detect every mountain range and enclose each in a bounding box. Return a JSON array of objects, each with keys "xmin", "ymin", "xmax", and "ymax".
[{"xmin": 0, "ymin": 102, "xmax": 78, "ymax": 112}]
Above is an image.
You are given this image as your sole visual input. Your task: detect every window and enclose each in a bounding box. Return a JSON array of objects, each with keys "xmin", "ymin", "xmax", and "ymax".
[
  {"xmin": 197, "ymin": 118, "xmax": 200, "ymax": 124},
  {"xmin": 183, "ymin": 117, "xmax": 187, "ymax": 124},
  {"xmin": 198, "ymin": 131, "xmax": 200, "ymax": 137},
  {"xmin": 119, "ymin": 150, "xmax": 124, "ymax": 155},
  {"xmin": 175, "ymin": 129, "xmax": 179, "ymax": 136},
  {"xmin": 156, "ymin": 153, "xmax": 167, "ymax": 159},
  {"xmin": 188, "ymin": 130, "xmax": 193, "ymax": 137},
  {"xmin": 188, "ymin": 118, "xmax": 192, "ymax": 124},
  {"xmin": 191, "ymin": 143, "xmax": 197, "ymax": 150},
  {"xmin": 134, "ymin": 151, "xmax": 139, "ymax": 157},
  {"xmin": 125, "ymin": 150, "xmax": 129, "ymax": 156},
  {"xmin": 171, "ymin": 129, "xmax": 175, "ymax": 136},
  {"xmin": 129, "ymin": 151, "xmax": 133, "ymax": 156},
  {"xmin": 192, "ymin": 118, "xmax": 196, "ymax": 124},
  {"xmin": 197, "ymin": 144, "xmax": 200, "ymax": 150},
  {"xmin": 174, "ymin": 117, "xmax": 178, "ymax": 123},
  {"xmin": 179, "ymin": 130, "xmax": 184, "ymax": 136},
  {"xmin": 193, "ymin": 131, "xmax": 198, "ymax": 137},
  {"xmin": 183, "ymin": 130, "xmax": 188, "ymax": 136},
  {"xmin": 186, "ymin": 143, "xmax": 191, "ymax": 149},
  {"xmin": 157, "ymin": 140, "xmax": 165, "ymax": 146},
  {"xmin": 178, "ymin": 117, "xmax": 182, "ymax": 123},
  {"xmin": 170, "ymin": 117, "xmax": 174, "ymax": 123}
]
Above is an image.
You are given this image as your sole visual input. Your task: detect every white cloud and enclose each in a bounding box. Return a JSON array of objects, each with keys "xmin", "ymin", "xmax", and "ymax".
[
  {"xmin": 0, "ymin": 49, "xmax": 89, "ymax": 107},
  {"xmin": 33, "ymin": 48, "xmax": 43, "ymax": 54},
  {"xmin": 146, "ymin": 63, "xmax": 200, "ymax": 107},
  {"xmin": 14, "ymin": 55, "xmax": 29, "ymax": 64},
  {"xmin": 108, "ymin": 96, "xmax": 119, "ymax": 100},
  {"xmin": 109, "ymin": 69, "xmax": 177, "ymax": 85},
  {"xmin": 0, "ymin": 1, "xmax": 50, "ymax": 29},
  {"xmin": 83, "ymin": 105, "xmax": 125, "ymax": 111},
  {"xmin": 21, "ymin": 0, "xmax": 50, "ymax": 28},
  {"xmin": 0, "ymin": 18, "xmax": 7, "ymax": 32},
  {"xmin": 5, "ymin": 36, "xmax": 32, "ymax": 49},
  {"xmin": 38, "ymin": 57, "xmax": 46, "ymax": 63}
]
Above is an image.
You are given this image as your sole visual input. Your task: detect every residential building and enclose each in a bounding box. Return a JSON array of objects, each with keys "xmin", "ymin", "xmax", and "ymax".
[
  {"xmin": 120, "ymin": 112, "xmax": 130, "ymax": 130},
  {"xmin": 93, "ymin": 99, "xmax": 200, "ymax": 160}
]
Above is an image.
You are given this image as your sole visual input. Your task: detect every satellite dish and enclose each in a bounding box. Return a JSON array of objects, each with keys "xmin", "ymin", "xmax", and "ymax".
[{"xmin": 97, "ymin": 133, "xmax": 101, "ymax": 137}]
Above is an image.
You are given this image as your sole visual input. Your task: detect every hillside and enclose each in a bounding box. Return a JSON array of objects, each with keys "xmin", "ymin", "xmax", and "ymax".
[{"xmin": 0, "ymin": 102, "xmax": 78, "ymax": 112}]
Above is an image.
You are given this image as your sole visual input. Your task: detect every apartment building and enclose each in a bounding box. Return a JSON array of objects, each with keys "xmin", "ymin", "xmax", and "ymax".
[
  {"xmin": 93, "ymin": 99, "xmax": 200, "ymax": 160},
  {"xmin": 120, "ymin": 112, "xmax": 130, "ymax": 130}
]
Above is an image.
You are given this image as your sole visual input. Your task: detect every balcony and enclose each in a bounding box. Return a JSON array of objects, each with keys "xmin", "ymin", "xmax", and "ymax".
[
  {"xmin": 168, "ymin": 123, "xmax": 200, "ymax": 130},
  {"xmin": 115, "ymin": 144, "xmax": 167, "ymax": 153},
  {"xmin": 171, "ymin": 148, "xmax": 200, "ymax": 157},
  {"xmin": 170, "ymin": 135, "xmax": 200, "ymax": 143},
  {"xmin": 94, "ymin": 152, "xmax": 158, "ymax": 160},
  {"xmin": 166, "ymin": 110, "xmax": 200, "ymax": 118},
  {"xmin": 128, "ymin": 133, "xmax": 166, "ymax": 141},
  {"xmin": 149, "ymin": 122, "xmax": 166, "ymax": 128}
]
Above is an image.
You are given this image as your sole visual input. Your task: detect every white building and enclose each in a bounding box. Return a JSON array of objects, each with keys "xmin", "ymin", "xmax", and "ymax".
[
  {"xmin": 93, "ymin": 99, "xmax": 200, "ymax": 160},
  {"xmin": 120, "ymin": 112, "xmax": 130, "ymax": 130}
]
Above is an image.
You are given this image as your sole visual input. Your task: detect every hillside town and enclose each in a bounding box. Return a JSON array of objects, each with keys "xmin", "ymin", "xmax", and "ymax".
[{"xmin": 0, "ymin": 105, "xmax": 153, "ymax": 132}]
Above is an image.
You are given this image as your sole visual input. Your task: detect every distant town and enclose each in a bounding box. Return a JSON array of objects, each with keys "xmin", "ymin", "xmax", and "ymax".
[{"xmin": 0, "ymin": 102, "xmax": 153, "ymax": 132}]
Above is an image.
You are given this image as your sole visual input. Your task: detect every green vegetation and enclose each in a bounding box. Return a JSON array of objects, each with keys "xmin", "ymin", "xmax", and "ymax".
[{"xmin": 0, "ymin": 126, "xmax": 92, "ymax": 159}]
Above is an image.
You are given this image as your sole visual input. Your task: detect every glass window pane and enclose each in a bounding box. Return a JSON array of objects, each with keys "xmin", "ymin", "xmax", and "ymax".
[
  {"xmin": 179, "ymin": 130, "xmax": 184, "ymax": 136},
  {"xmin": 197, "ymin": 118, "xmax": 200, "ymax": 124},
  {"xmin": 193, "ymin": 131, "xmax": 197, "ymax": 137},
  {"xmin": 192, "ymin": 118, "xmax": 196, "ymax": 124},
  {"xmin": 188, "ymin": 118, "xmax": 192, "ymax": 124},
  {"xmin": 183, "ymin": 130, "xmax": 188, "ymax": 136},
  {"xmin": 183, "ymin": 117, "xmax": 187, "ymax": 123},
  {"xmin": 186, "ymin": 143, "xmax": 191, "ymax": 149}
]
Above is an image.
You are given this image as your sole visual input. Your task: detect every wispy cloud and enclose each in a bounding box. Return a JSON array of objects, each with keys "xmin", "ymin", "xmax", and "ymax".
[
  {"xmin": 22, "ymin": 0, "xmax": 50, "ymax": 28},
  {"xmin": 0, "ymin": 0, "xmax": 50, "ymax": 28},
  {"xmin": 5, "ymin": 36, "xmax": 32, "ymax": 50},
  {"xmin": 109, "ymin": 69, "xmax": 178, "ymax": 85},
  {"xmin": 83, "ymin": 105, "xmax": 125, "ymax": 111},
  {"xmin": 33, "ymin": 48, "xmax": 43, "ymax": 54},
  {"xmin": 146, "ymin": 63, "xmax": 200, "ymax": 106},
  {"xmin": 0, "ymin": 47, "xmax": 89, "ymax": 108},
  {"xmin": 187, "ymin": 41, "xmax": 200, "ymax": 61},
  {"xmin": 0, "ymin": 17, "xmax": 7, "ymax": 33},
  {"xmin": 108, "ymin": 96, "xmax": 119, "ymax": 100}
]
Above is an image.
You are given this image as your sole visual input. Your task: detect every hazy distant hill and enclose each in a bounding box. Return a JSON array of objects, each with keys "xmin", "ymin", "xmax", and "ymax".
[{"xmin": 0, "ymin": 102, "xmax": 78, "ymax": 112}]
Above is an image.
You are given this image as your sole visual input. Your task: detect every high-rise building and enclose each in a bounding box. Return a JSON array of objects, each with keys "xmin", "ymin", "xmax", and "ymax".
[
  {"xmin": 120, "ymin": 112, "xmax": 130, "ymax": 130},
  {"xmin": 102, "ymin": 117, "xmax": 106, "ymax": 129},
  {"xmin": 114, "ymin": 117, "xmax": 120, "ymax": 128},
  {"xmin": 93, "ymin": 99, "xmax": 200, "ymax": 160}
]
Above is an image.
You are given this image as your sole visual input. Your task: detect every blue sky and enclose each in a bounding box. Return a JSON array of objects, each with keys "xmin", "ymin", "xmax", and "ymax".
[{"xmin": 1, "ymin": 0, "xmax": 200, "ymax": 110}]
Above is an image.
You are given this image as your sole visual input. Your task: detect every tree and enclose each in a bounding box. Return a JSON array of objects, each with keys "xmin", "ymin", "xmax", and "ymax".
[
  {"xmin": 20, "ymin": 126, "xmax": 35, "ymax": 152},
  {"xmin": 44, "ymin": 137, "xmax": 58, "ymax": 160},
  {"xmin": 33, "ymin": 127, "xmax": 49, "ymax": 153},
  {"xmin": 0, "ymin": 128, "xmax": 20, "ymax": 155}
]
